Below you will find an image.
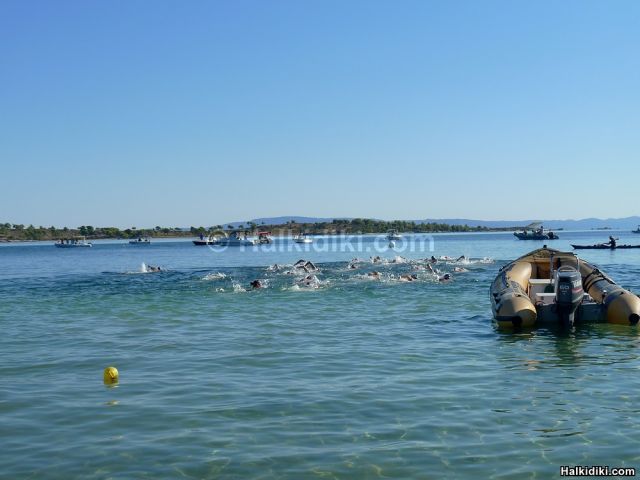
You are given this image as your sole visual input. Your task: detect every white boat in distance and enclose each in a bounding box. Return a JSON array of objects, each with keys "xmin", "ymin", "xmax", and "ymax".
[
  {"xmin": 294, "ymin": 233, "xmax": 313, "ymax": 244},
  {"xmin": 213, "ymin": 231, "xmax": 257, "ymax": 246},
  {"xmin": 386, "ymin": 230, "xmax": 402, "ymax": 241},
  {"xmin": 55, "ymin": 236, "xmax": 92, "ymax": 248}
]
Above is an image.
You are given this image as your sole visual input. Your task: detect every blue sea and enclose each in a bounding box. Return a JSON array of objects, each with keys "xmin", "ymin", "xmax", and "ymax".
[{"xmin": 2, "ymin": 231, "xmax": 640, "ymax": 479}]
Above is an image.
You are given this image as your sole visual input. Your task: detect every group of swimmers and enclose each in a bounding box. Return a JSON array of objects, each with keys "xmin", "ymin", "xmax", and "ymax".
[
  {"xmin": 145, "ymin": 252, "xmax": 469, "ymax": 288},
  {"xmin": 249, "ymin": 255, "xmax": 466, "ymax": 289},
  {"xmin": 252, "ymin": 259, "xmax": 320, "ymax": 288}
]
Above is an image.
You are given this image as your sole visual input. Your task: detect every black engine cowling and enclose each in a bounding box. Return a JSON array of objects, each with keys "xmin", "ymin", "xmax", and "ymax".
[{"xmin": 555, "ymin": 266, "xmax": 584, "ymax": 328}]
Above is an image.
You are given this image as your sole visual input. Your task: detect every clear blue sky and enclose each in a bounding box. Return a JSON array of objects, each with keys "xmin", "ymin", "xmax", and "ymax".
[{"xmin": 1, "ymin": 0, "xmax": 639, "ymax": 227}]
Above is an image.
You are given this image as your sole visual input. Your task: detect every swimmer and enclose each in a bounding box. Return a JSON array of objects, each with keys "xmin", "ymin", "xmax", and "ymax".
[
  {"xmin": 294, "ymin": 259, "xmax": 318, "ymax": 271},
  {"xmin": 367, "ymin": 271, "xmax": 381, "ymax": 279},
  {"xmin": 439, "ymin": 273, "xmax": 452, "ymax": 282},
  {"xmin": 399, "ymin": 274, "xmax": 418, "ymax": 282},
  {"xmin": 391, "ymin": 256, "xmax": 407, "ymax": 264},
  {"xmin": 453, "ymin": 267, "xmax": 468, "ymax": 273},
  {"xmin": 348, "ymin": 263, "xmax": 358, "ymax": 270},
  {"xmin": 456, "ymin": 255, "xmax": 467, "ymax": 262},
  {"xmin": 267, "ymin": 263, "xmax": 280, "ymax": 272},
  {"xmin": 426, "ymin": 263, "xmax": 435, "ymax": 274},
  {"xmin": 372, "ymin": 256, "xmax": 382, "ymax": 264},
  {"xmin": 430, "ymin": 256, "xmax": 437, "ymax": 264},
  {"xmin": 250, "ymin": 280, "xmax": 263, "ymax": 289},
  {"xmin": 146, "ymin": 265, "xmax": 162, "ymax": 272},
  {"xmin": 298, "ymin": 274, "xmax": 320, "ymax": 287}
]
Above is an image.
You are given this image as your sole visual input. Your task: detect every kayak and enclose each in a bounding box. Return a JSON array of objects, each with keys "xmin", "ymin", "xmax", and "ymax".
[{"xmin": 571, "ymin": 244, "xmax": 640, "ymax": 250}]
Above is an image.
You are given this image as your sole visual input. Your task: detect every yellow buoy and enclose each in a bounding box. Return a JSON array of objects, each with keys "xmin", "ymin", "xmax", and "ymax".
[{"xmin": 103, "ymin": 366, "xmax": 119, "ymax": 385}]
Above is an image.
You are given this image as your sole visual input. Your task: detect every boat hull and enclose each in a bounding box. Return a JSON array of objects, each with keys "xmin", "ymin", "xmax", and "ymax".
[
  {"xmin": 213, "ymin": 240, "xmax": 256, "ymax": 247},
  {"xmin": 55, "ymin": 243, "xmax": 92, "ymax": 248},
  {"xmin": 513, "ymin": 232, "xmax": 558, "ymax": 240},
  {"xmin": 490, "ymin": 247, "xmax": 640, "ymax": 329}
]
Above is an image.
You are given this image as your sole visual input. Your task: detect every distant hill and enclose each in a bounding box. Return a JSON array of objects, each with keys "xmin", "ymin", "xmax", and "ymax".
[{"xmin": 223, "ymin": 216, "xmax": 640, "ymax": 230}]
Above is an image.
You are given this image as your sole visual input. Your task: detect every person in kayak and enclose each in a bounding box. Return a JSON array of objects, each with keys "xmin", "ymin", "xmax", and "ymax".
[{"xmin": 605, "ymin": 236, "xmax": 617, "ymax": 248}]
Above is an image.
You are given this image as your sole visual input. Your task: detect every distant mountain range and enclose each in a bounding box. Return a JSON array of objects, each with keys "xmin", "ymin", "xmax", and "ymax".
[{"xmin": 223, "ymin": 216, "xmax": 640, "ymax": 230}]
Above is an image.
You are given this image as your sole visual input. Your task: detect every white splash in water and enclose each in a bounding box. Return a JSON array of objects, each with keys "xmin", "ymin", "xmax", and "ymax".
[{"xmin": 202, "ymin": 272, "xmax": 227, "ymax": 281}]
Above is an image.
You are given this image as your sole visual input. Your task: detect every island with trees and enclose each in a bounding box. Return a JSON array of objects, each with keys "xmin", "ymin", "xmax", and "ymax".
[{"xmin": 0, "ymin": 218, "xmax": 520, "ymax": 242}]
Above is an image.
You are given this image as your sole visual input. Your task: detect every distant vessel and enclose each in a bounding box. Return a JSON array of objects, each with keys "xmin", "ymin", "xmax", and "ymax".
[
  {"xmin": 257, "ymin": 231, "xmax": 273, "ymax": 244},
  {"xmin": 386, "ymin": 230, "xmax": 402, "ymax": 241},
  {"xmin": 632, "ymin": 225, "xmax": 640, "ymax": 234},
  {"xmin": 129, "ymin": 237, "xmax": 151, "ymax": 245},
  {"xmin": 513, "ymin": 224, "xmax": 558, "ymax": 240},
  {"xmin": 294, "ymin": 233, "xmax": 313, "ymax": 244},
  {"xmin": 213, "ymin": 231, "xmax": 256, "ymax": 247},
  {"xmin": 193, "ymin": 234, "xmax": 218, "ymax": 246},
  {"xmin": 55, "ymin": 237, "xmax": 92, "ymax": 248}
]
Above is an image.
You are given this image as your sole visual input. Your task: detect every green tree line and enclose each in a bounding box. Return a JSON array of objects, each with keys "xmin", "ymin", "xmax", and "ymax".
[
  {"xmin": 0, "ymin": 223, "xmax": 189, "ymax": 241},
  {"xmin": 1, "ymin": 219, "xmax": 520, "ymax": 242}
]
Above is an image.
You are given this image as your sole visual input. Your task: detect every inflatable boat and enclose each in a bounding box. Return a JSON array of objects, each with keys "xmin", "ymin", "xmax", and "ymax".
[{"xmin": 490, "ymin": 247, "xmax": 640, "ymax": 329}]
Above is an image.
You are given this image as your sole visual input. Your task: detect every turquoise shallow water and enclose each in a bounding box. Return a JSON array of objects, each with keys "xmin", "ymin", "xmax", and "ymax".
[{"xmin": 2, "ymin": 232, "xmax": 640, "ymax": 479}]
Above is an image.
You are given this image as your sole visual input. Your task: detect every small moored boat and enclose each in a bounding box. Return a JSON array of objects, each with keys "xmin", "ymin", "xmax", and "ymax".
[
  {"xmin": 55, "ymin": 237, "xmax": 92, "ymax": 248},
  {"xmin": 213, "ymin": 231, "xmax": 256, "ymax": 247},
  {"xmin": 490, "ymin": 247, "xmax": 640, "ymax": 329},
  {"xmin": 513, "ymin": 224, "xmax": 558, "ymax": 240},
  {"xmin": 386, "ymin": 230, "xmax": 402, "ymax": 241},
  {"xmin": 193, "ymin": 234, "xmax": 218, "ymax": 246},
  {"xmin": 294, "ymin": 233, "xmax": 313, "ymax": 244},
  {"xmin": 129, "ymin": 237, "xmax": 151, "ymax": 245},
  {"xmin": 632, "ymin": 225, "xmax": 640, "ymax": 234},
  {"xmin": 257, "ymin": 231, "xmax": 273, "ymax": 244}
]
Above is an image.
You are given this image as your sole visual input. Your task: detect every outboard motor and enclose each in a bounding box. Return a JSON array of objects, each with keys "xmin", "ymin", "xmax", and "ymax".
[{"xmin": 555, "ymin": 266, "xmax": 584, "ymax": 328}]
